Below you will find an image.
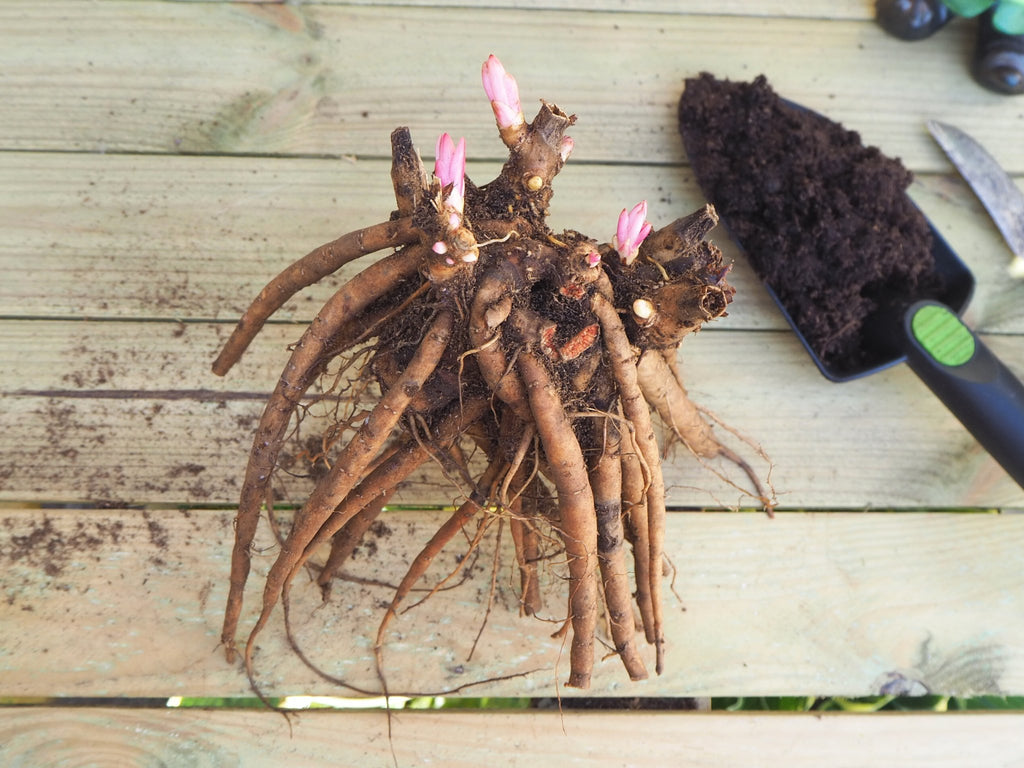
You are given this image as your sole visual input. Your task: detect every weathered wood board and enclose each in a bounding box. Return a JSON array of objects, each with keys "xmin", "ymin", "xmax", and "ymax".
[
  {"xmin": 1, "ymin": 3, "xmax": 1022, "ymax": 172},
  {"xmin": 1, "ymin": 152, "xmax": 1022, "ymax": 331},
  {"xmin": 3, "ymin": 321, "xmax": 1023, "ymax": 509},
  {"xmin": 2, "ymin": 507, "xmax": 1022, "ymax": 699},
  {"xmin": 3, "ymin": 708, "xmax": 1024, "ymax": 768}
]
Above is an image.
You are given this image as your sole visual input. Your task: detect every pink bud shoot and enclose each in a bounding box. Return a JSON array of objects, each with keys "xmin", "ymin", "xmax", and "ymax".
[
  {"xmin": 481, "ymin": 55, "xmax": 525, "ymax": 131},
  {"xmin": 434, "ymin": 133, "xmax": 466, "ymax": 216},
  {"xmin": 612, "ymin": 200, "xmax": 653, "ymax": 266},
  {"xmin": 586, "ymin": 251, "xmax": 601, "ymax": 268},
  {"xmin": 559, "ymin": 136, "xmax": 575, "ymax": 163}
]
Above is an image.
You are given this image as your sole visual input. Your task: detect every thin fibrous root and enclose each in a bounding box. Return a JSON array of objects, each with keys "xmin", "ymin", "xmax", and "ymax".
[
  {"xmin": 221, "ymin": 246, "xmax": 425, "ymax": 661},
  {"xmin": 317, "ymin": 397, "xmax": 496, "ymax": 597},
  {"xmin": 509, "ymin": 504, "xmax": 543, "ymax": 617},
  {"xmin": 373, "ymin": 458, "xmax": 508, "ymax": 690},
  {"xmin": 241, "ymin": 310, "xmax": 454, "ymax": 677},
  {"xmin": 637, "ymin": 348, "xmax": 773, "ymax": 510},
  {"xmin": 502, "ymin": 424, "xmax": 543, "ymax": 616}
]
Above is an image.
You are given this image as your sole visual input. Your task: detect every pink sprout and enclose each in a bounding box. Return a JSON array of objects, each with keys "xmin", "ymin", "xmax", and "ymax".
[
  {"xmin": 434, "ymin": 132, "xmax": 466, "ymax": 216},
  {"xmin": 586, "ymin": 250, "xmax": 601, "ymax": 268},
  {"xmin": 559, "ymin": 136, "xmax": 575, "ymax": 163},
  {"xmin": 481, "ymin": 55, "xmax": 525, "ymax": 131},
  {"xmin": 612, "ymin": 200, "xmax": 653, "ymax": 266}
]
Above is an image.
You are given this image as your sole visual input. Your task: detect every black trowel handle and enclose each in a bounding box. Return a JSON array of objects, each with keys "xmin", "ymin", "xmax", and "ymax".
[{"xmin": 900, "ymin": 300, "xmax": 1024, "ymax": 489}]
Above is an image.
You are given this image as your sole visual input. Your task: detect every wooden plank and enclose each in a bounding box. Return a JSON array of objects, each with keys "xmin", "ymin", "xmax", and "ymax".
[
  {"xmin": 0, "ymin": 151, "xmax": 769, "ymax": 324},
  {"xmin": 1, "ymin": 3, "xmax": 1021, "ymax": 172},
  {"xmin": 1, "ymin": 507, "xmax": 1023, "ymax": 699},
  {"xmin": 1, "ymin": 151, "xmax": 1021, "ymax": 334},
  {"xmin": 3, "ymin": 708, "xmax": 1024, "ymax": 768},
  {"xmin": 160, "ymin": 0, "xmax": 871, "ymax": 18},
  {"xmin": 3, "ymin": 320, "xmax": 1023, "ymax": 508}
]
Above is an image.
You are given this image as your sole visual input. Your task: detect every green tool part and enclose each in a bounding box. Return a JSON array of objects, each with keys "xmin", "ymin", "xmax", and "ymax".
[{"xmin": 910, "ymin": 303, "xmax": 975, "ymax": 367}]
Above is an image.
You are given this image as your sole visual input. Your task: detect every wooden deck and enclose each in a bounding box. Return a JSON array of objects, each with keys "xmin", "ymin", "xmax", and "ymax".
[{"xmin": 2, "ymin": 1, "xmax": 1023, "ymax": 764}]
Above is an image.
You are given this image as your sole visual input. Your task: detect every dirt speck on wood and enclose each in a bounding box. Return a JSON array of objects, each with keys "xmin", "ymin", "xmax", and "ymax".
[{"xmin": 1, "ymin": 514, "xmax": 125, "ymax": 581}]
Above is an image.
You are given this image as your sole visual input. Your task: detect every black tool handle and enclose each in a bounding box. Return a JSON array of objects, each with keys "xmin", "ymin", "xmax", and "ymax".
[{"xmin": 900, "ymin": 300, "xmax": 1024, "ymax": 489}]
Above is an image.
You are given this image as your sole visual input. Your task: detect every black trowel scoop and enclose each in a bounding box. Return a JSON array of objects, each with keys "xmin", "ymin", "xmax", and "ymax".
[
  {"xmin": 678, "ymin": 75, "xmax": 1024, "ymax": 488},
  {"xmin": 768, "ymin": 212, "xmax": 1024, "ymax": 489}
]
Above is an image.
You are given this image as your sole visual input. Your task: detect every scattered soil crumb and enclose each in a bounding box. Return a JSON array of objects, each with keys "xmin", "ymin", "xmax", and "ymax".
[
  {"xmin": 1, "ymin": 515, "xmax": 126, "ymax": 578},
  {"xmin": 142, "ymin": 510, "xmax": 170, "ymax": 550}
]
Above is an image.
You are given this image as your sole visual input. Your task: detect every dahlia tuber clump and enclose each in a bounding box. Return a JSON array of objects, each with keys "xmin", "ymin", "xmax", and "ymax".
[{"xmin": 215, "ymin": 55, "xmax": 770, "ymax": 691}]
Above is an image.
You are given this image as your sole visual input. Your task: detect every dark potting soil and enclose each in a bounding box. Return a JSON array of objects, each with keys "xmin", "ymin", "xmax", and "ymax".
[{"xmin": 678, "ymin": 73, "xmax": 940, "ymax": 375}]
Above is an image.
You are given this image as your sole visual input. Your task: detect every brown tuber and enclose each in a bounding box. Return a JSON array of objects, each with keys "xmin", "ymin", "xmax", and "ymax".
[{"xmin": 215, "ymin": 55, "xmax": 771, "ymax": 693}]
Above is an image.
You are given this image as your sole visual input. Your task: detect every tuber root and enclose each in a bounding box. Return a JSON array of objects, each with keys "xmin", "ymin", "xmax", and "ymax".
[{"xmin": 216, "ymin": 54, "xmax": 772, "ymax": 692}]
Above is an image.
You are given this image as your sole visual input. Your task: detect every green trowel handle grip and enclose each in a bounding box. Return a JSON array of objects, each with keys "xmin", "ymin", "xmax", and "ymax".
[{"xmin": 901, "ymin": 300, "xmax": 1024, "ymax": 489}]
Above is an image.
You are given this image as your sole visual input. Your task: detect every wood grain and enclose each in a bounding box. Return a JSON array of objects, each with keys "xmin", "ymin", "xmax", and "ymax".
[
  {"xmin": 0, "ymin": 152, "xmax": 771, "ymax": 322},
  {"xmin": 2, "ymin": 152, "xmax": 1020, "ymax": 331},
  {"xmin": 2, "ymin": 708, "xmax": 1023, "ymax": 768},
  {"xmin": 2, "ymin": 320, "xmax": 1022, "ymax": 508},
  {"xmin": 1, "ymin": 3, "xmax": 1021, "ymax": 172},
  {"xmin": 1, "ymin": 507, "xmax": 1022, "ymax": 698},
  {"xmin": 157, "ymin": 0, "xmax": 872, "ymax": 16}
]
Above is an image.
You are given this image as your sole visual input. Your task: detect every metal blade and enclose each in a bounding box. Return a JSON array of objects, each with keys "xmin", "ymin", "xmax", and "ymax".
[{"xmin": 927, "ymin": 120, "xmax": 1024, "ymax": 276}]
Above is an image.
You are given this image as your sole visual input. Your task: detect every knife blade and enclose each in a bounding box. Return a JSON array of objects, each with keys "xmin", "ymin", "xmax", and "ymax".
[{"xmin": 927, "ymin": 119, "xmax": 1024, "ymax": 278}]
